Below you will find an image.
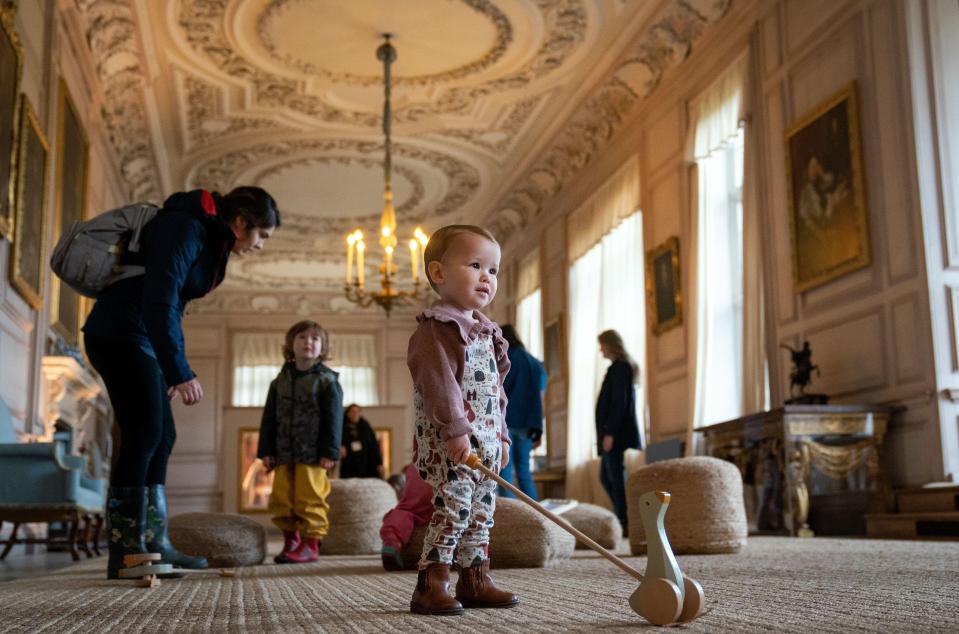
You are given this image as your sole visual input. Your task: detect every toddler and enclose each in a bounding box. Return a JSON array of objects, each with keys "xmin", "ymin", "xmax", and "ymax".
[
  {"xmin": 406, "ymin": 225, "xmax": 518, "ymax": 615},
  {"xmin": 258, "ymin": 320, "xmax": 343, "ymax": 563}
]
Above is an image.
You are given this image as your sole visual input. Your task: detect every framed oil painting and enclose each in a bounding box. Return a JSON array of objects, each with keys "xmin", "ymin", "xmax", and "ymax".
[
  {"xmin": 239, "ymin": 428, "xmax": 273, "ymax": 513},
  {"xmin": 51, "ymin": 80, "xmax": 88, "ymax": 344},
  {"xmin": 0, "ymin": 15, "xmax": 22, "ymax": 240},
  {"xmin": 645, "ymin": 236, "xmax": 682, "ymax": 335},
  {"xmin": 10, "ymin": 94, "xmax": 48, "ymax": 309},
  {"xmin": 374, "ymin": 427, "xmax": 392, "ymax": 476},
  {"xmin": 543, "ymin": 315, "xmax": 565, "ymax": 383},
  {"xmin": 785, "ymin": 81, "xmax": 870, "ymax": 293}
]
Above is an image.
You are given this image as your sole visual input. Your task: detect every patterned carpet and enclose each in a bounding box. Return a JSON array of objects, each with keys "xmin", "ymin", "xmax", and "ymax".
[{"xmin": 0, "ymin": 537, "xmax": 957, "ymax": 633}]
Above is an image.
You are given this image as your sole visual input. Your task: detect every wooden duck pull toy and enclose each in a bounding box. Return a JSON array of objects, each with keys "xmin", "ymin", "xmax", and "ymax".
[
  {"xmin": 118, "ymin": 553, "xmax": 173, "ymax": 588},
  {"xmin": 465, "ymin": 454, "xmax": 704, "ymax": 626}
]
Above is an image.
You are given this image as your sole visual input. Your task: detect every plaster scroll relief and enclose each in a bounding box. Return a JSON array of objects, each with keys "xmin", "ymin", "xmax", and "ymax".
[{"xmin": 487, "ymin": 0, "xmax": 732, "ymax": 239}]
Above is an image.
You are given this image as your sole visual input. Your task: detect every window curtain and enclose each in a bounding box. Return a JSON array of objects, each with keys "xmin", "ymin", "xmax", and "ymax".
[
  {"xmin": 231, "ymin": 331, "xmax": 379, "ymax": 407},
  {"xmin": 515, "ymin": 248, "xmax": 543, "ymax": 359},
  {"xmin": 685, "ymin": 49, "xmax": 765, "ymax": 452},
  {"xmin": 567, "ymin": 156, "xmax": 641, "ymax": 262},
  {"xmin": 566, "ymin": 211, "xmax": 645, "ymax": 504}
]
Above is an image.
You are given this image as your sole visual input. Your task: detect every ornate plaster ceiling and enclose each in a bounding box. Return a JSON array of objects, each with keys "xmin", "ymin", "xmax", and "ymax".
[{"xmin": 72, "ymin": 0, "xmax": 731, "ymax": 305}]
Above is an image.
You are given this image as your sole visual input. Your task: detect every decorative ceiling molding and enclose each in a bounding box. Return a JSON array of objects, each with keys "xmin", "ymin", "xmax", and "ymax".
[
  {"xmin": 431, "ymin": 94, "xmax": 544, "ymax": 155},
  {"xmin": 182, "ymin": 75, "xmax": 285, "ymax": 150},
  {"xmin": 74, "ymin": 0, "xmax": 162, "ymax": 202},
  {"xmin": 258, "ymin": 0, "xmax": 513, "ymax": 87},
  {"xmin": 189, "ymin": 137, "xmax": 480, "ymax": 219},
  {"xmin": 190, "ymin": 289, "xmax": 429, "ymax": 316},
  {"xmin": 487, "ymin": 0, "xmax": 732, "ymax": 238},
  {"xmin": 176, "ymin": 0, "xmax": 587, "ymax": 125}
]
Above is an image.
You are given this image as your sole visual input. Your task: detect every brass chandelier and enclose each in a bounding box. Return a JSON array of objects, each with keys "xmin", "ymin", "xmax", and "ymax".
[{"xmin": 343, "ymin": 35, "xmax": 429, "ymax": 316}]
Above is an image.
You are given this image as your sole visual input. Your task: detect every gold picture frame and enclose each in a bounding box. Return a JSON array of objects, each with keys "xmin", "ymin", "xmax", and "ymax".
[
  {"xmin": 645, "ymin": 236, "xmax": 682, "ymax": 335},
  {"xmin": 10, "ymin": 94, "xmax": 48, "ymax": 309},
  {"xmin": 374, "ymin": 427, "xmax": 392, "ymax": 476},
  {"xmin": 51, "ymin": 79, "xmax": 89, "ymax": 344},
  {"xmin": 543, "ymin": 315, "xmax": 565, "ymax": 384},
  {"xmin": 785, "ymin": 81, "xmax": 871, "ymax": 293},
  {"xmin": 238, "ymin": 427, "xmax": 273, "ymax": 513},
  {"xmin": 0, "ymin": 13, "xmax": 22, "ymax": 240}
]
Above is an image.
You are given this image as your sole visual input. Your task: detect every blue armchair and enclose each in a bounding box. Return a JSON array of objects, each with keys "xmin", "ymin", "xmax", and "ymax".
[{"xmin": 0, "ymin": 399, "xmax": 107, "ymax": 560}]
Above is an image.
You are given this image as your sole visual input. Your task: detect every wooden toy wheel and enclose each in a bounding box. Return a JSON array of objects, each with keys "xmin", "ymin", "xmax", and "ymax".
[
  {"xmin": 629, "ymin": 578, "xmax": 683, "ymax": 626},
  {"xmin": 677, "ymin": 576, "xmax": 705, "ymax": 622}
]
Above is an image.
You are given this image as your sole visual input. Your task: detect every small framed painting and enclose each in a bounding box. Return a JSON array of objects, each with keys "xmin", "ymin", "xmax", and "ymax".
[
  {"xmin": 645, "ymin": 236, "xmax": 682, "ymax": 335},
  {"xmin": 543, "ymin": 315, "xmax": 565, "ymax": 383},
  {"xmin": 0, "ymin": 14, "xmax": 22, "ymax": 240},
  {"xmin": 374, "ymin": 427, "xmax": 392, "ymax": 476}
]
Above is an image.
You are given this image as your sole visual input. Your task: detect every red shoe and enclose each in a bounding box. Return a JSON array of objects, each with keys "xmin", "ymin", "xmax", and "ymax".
[
  {"xmin": 274, "ymin": 530, "xmax": 301, "ymax": 564},
  {"xmin": 285, "ymin": 537, "xmax": 320, "ymax": 563}
]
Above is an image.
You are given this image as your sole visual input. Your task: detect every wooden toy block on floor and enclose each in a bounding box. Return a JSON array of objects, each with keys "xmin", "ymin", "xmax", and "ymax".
[{"xmin": 118, "ymin": 553, "xmax": 173, "ymax": 586}]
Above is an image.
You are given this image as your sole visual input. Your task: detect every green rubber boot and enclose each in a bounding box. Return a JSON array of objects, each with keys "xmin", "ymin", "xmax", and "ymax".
[{"xmin": 145, "ymin": 484, "xmax": 208, "ymax": 570}]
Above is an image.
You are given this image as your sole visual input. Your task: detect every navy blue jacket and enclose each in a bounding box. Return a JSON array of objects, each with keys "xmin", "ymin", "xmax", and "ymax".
[
  {"xmin": 595, "ymin": 359, "xmax": 641, "ymax": 452},
  {"xmin": 83, "ymin": 190, "xmax": 234, "ymax": 387},
  {"xmin": 503, "ymin": 345, "xmax": 547, "ymax": 434}
]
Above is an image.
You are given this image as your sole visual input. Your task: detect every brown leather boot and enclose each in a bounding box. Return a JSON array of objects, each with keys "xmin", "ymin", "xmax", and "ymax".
[
  {"xmin": 455, "ymin": 560, "xmax": 519, "ymax": 608},
  {"xmin": 410, "ymin": 563, "xmax": 465, "ymax": 615}
]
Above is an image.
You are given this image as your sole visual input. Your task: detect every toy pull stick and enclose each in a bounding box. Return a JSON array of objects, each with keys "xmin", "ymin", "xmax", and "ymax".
[{"xmin": 465, "ymin": 454, "xmax": 704, "ymax": 625}]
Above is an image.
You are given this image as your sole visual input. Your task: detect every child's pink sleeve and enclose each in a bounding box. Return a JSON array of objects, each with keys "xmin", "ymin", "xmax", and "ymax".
[{"xmin": 407, "ymin": 319, "xmax": 471, "ymax": 441}]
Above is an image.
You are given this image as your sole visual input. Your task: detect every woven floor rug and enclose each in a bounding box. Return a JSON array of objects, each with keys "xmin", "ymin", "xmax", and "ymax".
[{"xmin": 1, "ymin": 537, "xmax": 957, "ymax": 633}]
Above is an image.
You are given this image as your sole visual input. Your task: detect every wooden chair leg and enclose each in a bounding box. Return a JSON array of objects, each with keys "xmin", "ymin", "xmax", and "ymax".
[
  {"xmin": 67, "ymin": 516, "xmax": 80, "ymax": 561},
  {"xmin": 91, "ymin": 514, "xmax": 103, "ymax": 556},
  {"xmin": 79, "ymin": 515, "xmax": 93, "ymax": 558},
  {"xmin": 0, "ymin": 522, "xmax": 19, "ymax": 560}
]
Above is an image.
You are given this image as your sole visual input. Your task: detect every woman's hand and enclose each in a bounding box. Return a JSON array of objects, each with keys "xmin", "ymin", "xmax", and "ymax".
[
  {"xmin": 339, "ymin": 445, "xmax": 347, "ymax": 459},
  {"xmin": 602, "ymin": 435, "xmax": 614, "ymax": 453},
  {"xmin": 261, "ymin": 456, "xmax": 276, "ymax": 473},
  {"xmin": 319, "ymin": 457, "xmax": 336, "ymax": 471},
  {"xmin": 446, "ymin": 435, "xmax": 471, "ymax": 464},
  {"xmin": 377, "ymin": 464, "xmax": 386, "ymax": 479},
  {"xmin": 168, "ymin": 378, "xmax": 203, "ymax": 405},
  {"xmin": 501, "ymin": 441, "xmax": 510, "ymax": 469}
]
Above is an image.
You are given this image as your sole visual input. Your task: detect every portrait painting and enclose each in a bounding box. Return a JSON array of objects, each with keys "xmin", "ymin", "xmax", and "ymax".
[
  {"xmin": 0, "ymin": 16, "xmax": 22, "ymax": 240},
  {"xmin": 543, "ymin": 315, "xmax": 565, "ymax": 383},
  {"xmin": 785, "ymin": 81, "xmax": 870, "ymax": 293},
  {"xmin": 10, "ymin": 95, "xmax": 48, "ymax": 309},
  {"xmin": 51, "ymin": 81, "xmax": 88, "ymax": 344},
  {"xmin": 239, "ymin": 428, "xmax": 273, "ymax": 513},
  {"xmin": 645, "ymin": 236, "xmax": 682, "ymax": 335}
]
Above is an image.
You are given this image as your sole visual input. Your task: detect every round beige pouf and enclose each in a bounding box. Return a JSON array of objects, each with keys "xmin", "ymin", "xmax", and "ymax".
[
  {"xmin": 168, "ymin": 512, "xmax": 266, "ymax": 567},
  {"xmin": 399, "ymin": 498, "xmax": 575, "ymax": 569},
  {"xmin": 626, "ymin": 456, "xmax": 746, "ymax": 555},
  {"xmin": 322, "ymin": 478, "xmax": 398, "ymax": 555},
  {"xmin": 562, "ymin": 503, "xmax": 622, "ymax": 550}
]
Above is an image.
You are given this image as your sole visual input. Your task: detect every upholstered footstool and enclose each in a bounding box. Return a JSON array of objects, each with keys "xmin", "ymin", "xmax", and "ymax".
[
  {"xmin": 399, "ymin": 498, "xmax": 575, "ymax": 569},
  {"xmin": 168, "ymin": 512, "xmax": 266, "ymax": 567},
  {"xmin": 562, "ymin": 503, "xmax": 621, "ymax": 549},
  {"xmin": 323, "ymin": 478, "xmax": 398, "ymax": 555},
  {"xmin": 626, "ymin": 456, "xmax": 747, "ymax": 555}
]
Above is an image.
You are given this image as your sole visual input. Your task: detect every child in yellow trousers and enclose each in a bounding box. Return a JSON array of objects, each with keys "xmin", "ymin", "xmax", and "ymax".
[{"xmin": 258, "ymin": 320, "xmax": 343, "ymax": 563}]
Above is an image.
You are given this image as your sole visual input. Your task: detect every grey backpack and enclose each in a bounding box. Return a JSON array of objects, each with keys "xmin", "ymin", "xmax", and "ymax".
[{"xmin": 50, "ymin": 202, "xmax": 159, "ymax": 298}]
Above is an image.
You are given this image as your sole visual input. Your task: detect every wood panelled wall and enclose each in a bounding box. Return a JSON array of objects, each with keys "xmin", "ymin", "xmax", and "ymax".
[{"xmin": 501, "ymin": 0, "xmax": 952, "ymax": 487}]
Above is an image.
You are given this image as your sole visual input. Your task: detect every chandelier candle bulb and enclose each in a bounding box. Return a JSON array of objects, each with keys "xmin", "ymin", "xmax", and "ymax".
[
  {"xmin": 346, "ymin": 233, "xmax": 357, "ymax": 284},
  {"xmin": 409, "ymin": 239, "xmax": 418, "ymax": 282},
  {"xmin": 356, "ymin": 240, "xmax": 365, "ymax": 288}
]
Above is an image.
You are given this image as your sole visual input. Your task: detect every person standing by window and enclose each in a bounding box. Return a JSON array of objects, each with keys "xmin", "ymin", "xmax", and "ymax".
[
  {"xmin": 498, "ymin": 324, "xmax": 546, "ymax": 500},
  {"xmin": 339, "ymin": 404, "xmax": 384, "ymax": 479},
  {"xmin": 595, "ymin": 329, "xmax": 641, "ymax": 534}
]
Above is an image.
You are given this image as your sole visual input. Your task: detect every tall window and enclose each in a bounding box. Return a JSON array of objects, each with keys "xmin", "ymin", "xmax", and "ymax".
[
  {"xmin": 231, "ymin": 332, "xmax": 378, "ymax": 407},
  {"xmin": 690, "ymin": 55, "xmax": 749, "ymax": 429},
  {"xmin": 567, "ymin": 212, "xmax": 645, "ymax": 499}
]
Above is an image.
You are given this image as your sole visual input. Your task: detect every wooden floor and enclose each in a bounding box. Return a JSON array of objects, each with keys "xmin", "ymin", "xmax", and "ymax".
[{"xmin": 0, "ymin": 546, "xmax": 79, "ymax": 582}]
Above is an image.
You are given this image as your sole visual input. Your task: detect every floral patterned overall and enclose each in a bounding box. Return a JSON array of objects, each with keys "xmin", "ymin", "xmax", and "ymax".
[{"xmin": 415, "ymin": 334, "xmax": 503, "ymax": 568}]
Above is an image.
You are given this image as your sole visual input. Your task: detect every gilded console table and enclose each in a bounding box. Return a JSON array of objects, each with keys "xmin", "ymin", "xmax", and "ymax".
[{"xmin": 697, "ymin": 405, "xmax": 895, "ymax": 536}]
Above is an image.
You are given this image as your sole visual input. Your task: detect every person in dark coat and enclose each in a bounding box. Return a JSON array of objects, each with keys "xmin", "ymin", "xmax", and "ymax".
[
  {"xmin": 339, "ymin": 404, "xmax": 384, "ymax": 479},
  {"xmin": 497, "ymin": 324, "xmax": 546, "ymax": 500},
  {"xmin": 595, "ymin": 329, "xmax": 642, "ymax": 533},
  {"xmin": 83, "ymin": 187, "xmax": 280, "ymax": 579}
]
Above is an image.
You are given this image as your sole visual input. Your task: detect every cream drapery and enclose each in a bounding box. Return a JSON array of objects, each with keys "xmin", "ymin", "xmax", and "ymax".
[
  {"xmin": 566, "ymin": 155, "xmax": 641, "ymax": 263},
  {"xmin": 685, "ymin": 48, "xmax": 765, "ymax": 453},
  {"xmin": 516, "ymin": 248, "xmax": 541, "ymax": 302}
]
